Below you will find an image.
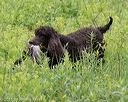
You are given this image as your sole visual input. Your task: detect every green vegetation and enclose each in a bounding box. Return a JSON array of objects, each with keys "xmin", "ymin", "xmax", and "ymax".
[{"xmin": 0, "ymin": 0, "xmax": 128, "ymax": 101}]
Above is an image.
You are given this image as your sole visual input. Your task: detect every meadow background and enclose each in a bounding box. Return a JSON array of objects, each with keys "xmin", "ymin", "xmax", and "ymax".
[{"xmin": 0, "ymin": 0, "xmax": 128, "ymax": 101}]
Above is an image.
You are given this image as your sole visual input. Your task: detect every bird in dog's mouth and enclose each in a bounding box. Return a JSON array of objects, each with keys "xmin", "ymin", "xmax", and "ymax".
[
  {"xmin": 14, "ymin": 42, "xmax": 43, "ymax": 66},
  {"xmin": 27, "ymin": 42, "xmax": 43, "ymax": 64}
]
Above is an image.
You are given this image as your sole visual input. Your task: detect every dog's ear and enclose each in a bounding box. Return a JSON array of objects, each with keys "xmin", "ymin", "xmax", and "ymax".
[{"xmin": 47, "ymin": 34, "xmax": 64, "ymax": 60}]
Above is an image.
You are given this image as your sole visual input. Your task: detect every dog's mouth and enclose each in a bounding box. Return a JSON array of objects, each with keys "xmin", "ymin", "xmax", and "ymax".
[
  {"xmin": 28, "ymin": 40, "xmax": 40, "ymax": 45},
  {"xmin": 27, "ymin": 42, "xmax": 47, "ymax": 52},
  {"xmin": 27, "ymin": 42, "xmax": 33, "ymax": 48}
]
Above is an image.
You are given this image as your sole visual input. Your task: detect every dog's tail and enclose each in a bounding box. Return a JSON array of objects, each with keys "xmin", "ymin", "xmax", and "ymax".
[{"xmin": 97, "ymin": 16, "xmax": 113, "ymax": 34}]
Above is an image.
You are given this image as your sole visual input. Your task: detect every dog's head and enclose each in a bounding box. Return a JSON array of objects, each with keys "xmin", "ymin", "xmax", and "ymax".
[
  {"xmin": 29, "ymin": 26, "xmax": 64, "ymax": 61},
  {"xmin": 29, "ymin": 26, "xmax": 57, "ymax": 49}
]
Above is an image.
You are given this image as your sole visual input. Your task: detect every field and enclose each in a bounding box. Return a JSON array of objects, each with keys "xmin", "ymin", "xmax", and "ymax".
[{"xmin": 0, "ymin": 0, "xmax": 128, "ymax": 101}]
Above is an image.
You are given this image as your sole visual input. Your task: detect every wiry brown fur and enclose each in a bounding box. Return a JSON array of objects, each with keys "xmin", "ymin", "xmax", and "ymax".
[{"xmin": 14, "ymin": 17, "xmax": 113, "ymax": 68}]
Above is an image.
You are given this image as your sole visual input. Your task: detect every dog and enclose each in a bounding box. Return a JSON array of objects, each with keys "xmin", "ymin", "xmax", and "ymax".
[{"xmin": 14, "ymin": 16, "xmax": 113, "ymax": 68}]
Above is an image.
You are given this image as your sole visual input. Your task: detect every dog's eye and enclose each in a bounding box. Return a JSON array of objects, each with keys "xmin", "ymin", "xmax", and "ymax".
[
  {"xmin": 35, "ymin": 29, "xmax": 42, "ymax": 36},
  {"xmin": 36, "ymin": 33, "xmax": 41, "ymax": 37}
]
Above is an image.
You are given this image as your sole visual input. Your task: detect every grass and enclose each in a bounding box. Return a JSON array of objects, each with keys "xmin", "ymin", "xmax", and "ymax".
[{"xmin": 0, "ymin": 0, "xmax": 128, "ymax": 101}]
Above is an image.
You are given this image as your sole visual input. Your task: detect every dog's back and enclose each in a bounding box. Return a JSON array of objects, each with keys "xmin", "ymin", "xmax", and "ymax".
[{"xmin": 67, "ymin": 17, "xmax": 113, "ymax": 50}]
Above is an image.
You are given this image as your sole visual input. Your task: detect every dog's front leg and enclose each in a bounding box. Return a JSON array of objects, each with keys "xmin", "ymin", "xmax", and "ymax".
[{"xmin": 13, "ymin": 50, "xmax": 28, "ymax": 66}]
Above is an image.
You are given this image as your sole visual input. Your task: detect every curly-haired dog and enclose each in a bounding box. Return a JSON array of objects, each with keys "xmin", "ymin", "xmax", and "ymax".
[{"xmin": 14, "ymin": 17, "xmax": 113, "ymax": 68}]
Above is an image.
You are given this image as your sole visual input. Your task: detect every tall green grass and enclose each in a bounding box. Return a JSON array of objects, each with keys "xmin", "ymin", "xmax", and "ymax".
[{"xmin": 0, "ymin": 0, "xmax": 128, "ymax": 101}]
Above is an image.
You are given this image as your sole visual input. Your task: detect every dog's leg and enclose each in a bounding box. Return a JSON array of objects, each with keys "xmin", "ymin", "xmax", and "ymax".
[
  {"xmin": 97, "ymin": 46, "xmax": 105, "ymax": 64},
  {"xmin": 14, "ymin": 50, "xmax": 27, "ymax": 65},
  {"xmin": 13, "ymin": 50, "xmax": 28, "ymax": 70}
]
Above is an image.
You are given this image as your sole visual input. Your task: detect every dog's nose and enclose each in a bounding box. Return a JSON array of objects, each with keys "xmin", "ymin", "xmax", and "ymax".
[
  {"xmin": 27, "ymin": 41, "xmax": 32, "ymax": 48},
  {"xmin": 28, "ymin": 39, "xmax": 39, "ymax": 45},
  {"xmin": 28, "ymin": 41, "xmax": 34, "ymax": 44}
]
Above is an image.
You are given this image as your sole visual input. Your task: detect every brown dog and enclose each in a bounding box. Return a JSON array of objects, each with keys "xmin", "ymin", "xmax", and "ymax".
[{"xmin": 14, "ymin": 17, "xmax": 113, "ymax": 68}]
